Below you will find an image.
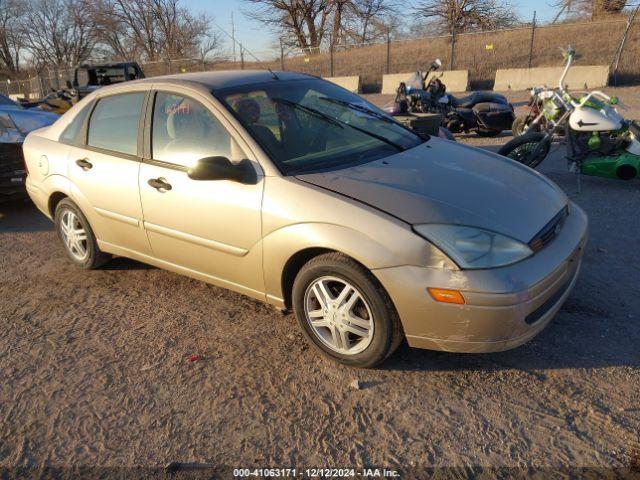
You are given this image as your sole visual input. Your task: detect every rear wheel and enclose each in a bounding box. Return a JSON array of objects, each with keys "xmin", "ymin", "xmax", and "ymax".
[
  {"xmin": 477, "ymin": 129, "xmax": 501, "ymax": 137},
  {"xmin": 54, "ymin": 198, "xmax": 111, "ymax": 269},
  {"xmin": 292, "ymin": 252, "xmax": 402, "ymax": 367},
  {"xmin": 498, "ymin": 132, "xmax": 550, "ymax": 169}
]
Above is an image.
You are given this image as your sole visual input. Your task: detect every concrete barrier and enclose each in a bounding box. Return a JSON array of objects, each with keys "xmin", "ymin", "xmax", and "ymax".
[
  {"xmin": 324, "ymin": 76, "xmax": 361, "ymax": 93},
  {"xmin": 381, "ymin": 70, "xmax": 469, "ymax": 95},
  {"xmin": 494, "ymin": 65, "xmax": 610, "ymax": 91}
]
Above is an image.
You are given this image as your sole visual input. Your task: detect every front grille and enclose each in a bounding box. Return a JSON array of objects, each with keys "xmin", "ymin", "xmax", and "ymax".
[
  {"xmin": 0, "ymin": 143, "xmax": 25, "ymax": 176},
  {"xmin": 525, "ymin": 279, "xmax": 572, "ymax": 325},
  {"xmin": 529, "ymin": 206, "xmax": 568, "ymax": 252}
]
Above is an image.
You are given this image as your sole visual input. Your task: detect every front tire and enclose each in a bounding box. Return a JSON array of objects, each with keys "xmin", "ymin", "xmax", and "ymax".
[
  {"xmin": 292, "ymin": 253, "xmax": 402, "ymax": 367},
  {"xmin": 498, "ymin": 132, "xmax": 550, "ymax": 169},
  {"xmin": 54, "ymin": 198, "xmax": 111, "ymax": 269}
]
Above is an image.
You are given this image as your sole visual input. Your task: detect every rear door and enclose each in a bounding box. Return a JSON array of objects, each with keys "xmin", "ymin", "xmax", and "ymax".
[{"xmin": 67, "ymin": 89, "xmax": 152, "ymax": 256}]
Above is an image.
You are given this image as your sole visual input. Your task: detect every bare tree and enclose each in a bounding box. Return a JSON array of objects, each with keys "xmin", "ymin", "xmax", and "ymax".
[
  {"xmin": 0, "ymin": 0, "xmax": 25, "ymax": 73},
  {"xmin": 552, "ymin": 0, "xmax": 627, "ymax": 22},
  {"xmin": 344, "ymin": 0, "xmax": 396, "ymax": 44},
  {"xmin": 22, "ymin": 0, "xmax": 98, "ymax": 68},
  {"xmin": 415, "ymin": 0, "xmax": 519, "ymax": 34},
  {"xmin": 89, "ymin": 0, "xmax": 221, "ymax": 61},
  {"xmin": 242, "ymin": 0, "xmax": 333, "ymax": 52}
]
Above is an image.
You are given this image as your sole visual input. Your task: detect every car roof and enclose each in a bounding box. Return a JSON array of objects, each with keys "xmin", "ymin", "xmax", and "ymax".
[{"xmin": 132, "ymin": 70, "xmax": 317, "ymax": 92}]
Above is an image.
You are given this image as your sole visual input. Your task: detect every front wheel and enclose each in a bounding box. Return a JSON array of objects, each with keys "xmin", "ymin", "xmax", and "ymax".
[
  {"xmin": 292, "ymin": 253, "xmax": 402, "ymax": 367},
  {"xmin": 498, "ymin": 132, "xmax": 550, "ymax": 169}
]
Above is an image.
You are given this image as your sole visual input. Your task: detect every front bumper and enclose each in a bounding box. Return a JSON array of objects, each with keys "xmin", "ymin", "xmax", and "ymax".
[{"xmin": 373, "ymin": 202, "xmax": 588, "ymax": 353}]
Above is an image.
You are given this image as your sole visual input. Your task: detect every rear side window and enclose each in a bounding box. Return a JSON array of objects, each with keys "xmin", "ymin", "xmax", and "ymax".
[
  {"xmin": 60, "ymin": 101, "xmax": 93, "ymax": 144},
  {"xmin": 87, "ymin": 93, "xmax": 144, "ymax": 155}
]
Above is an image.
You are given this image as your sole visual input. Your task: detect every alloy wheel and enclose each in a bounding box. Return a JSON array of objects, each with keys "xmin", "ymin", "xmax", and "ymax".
[
  {"xmin": 303, "ymin": 276, "xmax": 374, "ymax": 355},
  {"xmin": 60, "ymin": 210, "xmax": 89, "ymax": 261}
]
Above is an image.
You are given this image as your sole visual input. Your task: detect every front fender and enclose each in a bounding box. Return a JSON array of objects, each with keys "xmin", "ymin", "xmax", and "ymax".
[{"xmin": 262, "ymin": 222, "xmax": 454, "ymax": 304}]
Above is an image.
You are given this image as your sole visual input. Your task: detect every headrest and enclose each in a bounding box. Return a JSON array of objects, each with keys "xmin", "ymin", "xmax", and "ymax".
[
  {"xmin": 166, "ymin": 100, "xmax": 198, "ymax": 139},
  {"xmin": 234, "ymin": 98, "xmax": 261, "ymax": 124}
]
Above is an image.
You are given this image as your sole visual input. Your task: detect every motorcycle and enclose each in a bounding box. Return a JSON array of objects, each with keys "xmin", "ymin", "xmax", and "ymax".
[
  {"xmin": 512, "ymin": 86, "xmax": 559, "ymax": 136},
  {"xmin": 388, "ymin": 59, "xmax": 516, "ymax": 137},
  {"xmin": 499, "ymin": 46, "xmax": 640, "ymax": 182}
]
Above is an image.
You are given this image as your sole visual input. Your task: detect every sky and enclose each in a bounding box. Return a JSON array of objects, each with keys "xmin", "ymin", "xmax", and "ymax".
[{"xmin": 188, "ymin": 0, "xmax": 560, "ymax": 59}]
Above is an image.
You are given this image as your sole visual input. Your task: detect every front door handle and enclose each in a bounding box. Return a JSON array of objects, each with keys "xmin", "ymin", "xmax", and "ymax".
[
  {"xmin": 147, "ymin": 177, "xmax": 172, "ymax": 191},
  {"xmin": 75, "ymin": 158, "xmax": 93, "ymax": 170}
]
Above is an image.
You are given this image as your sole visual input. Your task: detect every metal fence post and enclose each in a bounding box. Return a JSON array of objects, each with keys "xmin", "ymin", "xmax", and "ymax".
[
  {"xmin": 450, "ymin": 27, "xmax": 456, "ymax": 70},
  {"xmin": 329, "ymin": 33, "xmax": 335, "ymax": 77},
  {"xmin": 528, "ymin": 11, "xmax": 537, "ymax": 68},
  {"xmin": 386, "ymin": 30, "xmax": 391, "ymax": 74},
  {"xmin": 612, "ymin": 4, "xmax": 640, "ymax": 86},
  {"xmin": 280, "ymin": 38, "xmax": 285, "ymax": 71}
]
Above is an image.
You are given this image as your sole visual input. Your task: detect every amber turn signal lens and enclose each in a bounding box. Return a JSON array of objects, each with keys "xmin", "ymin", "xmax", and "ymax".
[{"xmin": 428, "ymin": 288, "xmax": 465, "ymax": 304}]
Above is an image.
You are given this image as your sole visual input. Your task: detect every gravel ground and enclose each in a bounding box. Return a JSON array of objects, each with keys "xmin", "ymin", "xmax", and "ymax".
[{"xmin": 1, "ymin": 87, "xmax": 640, "ymax": 478}]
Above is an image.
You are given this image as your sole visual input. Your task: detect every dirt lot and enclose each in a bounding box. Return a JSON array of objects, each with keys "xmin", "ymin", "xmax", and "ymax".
[{"xmin": 1, "ymin": 88, "xmax": 640, "ymax": 478}]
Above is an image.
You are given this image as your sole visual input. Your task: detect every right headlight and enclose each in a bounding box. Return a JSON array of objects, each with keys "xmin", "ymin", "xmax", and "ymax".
[{"xmin": 414, "ymin": 224, "xmax": 534, "ymax": 269}]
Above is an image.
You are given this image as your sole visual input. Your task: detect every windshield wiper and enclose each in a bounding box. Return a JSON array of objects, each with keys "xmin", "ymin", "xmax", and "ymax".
[
  {"xmin": 318, "ymin": 97, "xmax": 397, "ymax": 124},
  {"xmin": 271, "ymin": 97, "xmax": 405, "ymax": 152},
  {"xmin": 319, "ymin": 96, "xmax": 429, "ymax": 142}
]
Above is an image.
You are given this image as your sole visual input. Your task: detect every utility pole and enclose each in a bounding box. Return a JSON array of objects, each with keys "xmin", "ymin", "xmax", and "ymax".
[
  {"xmin": 528, "ymin": 11, "xmax": 537, "ymax": 69},
  {"xmin": 240, "ymin": 43, "xmax": 244, "ymax": 70},
  {"xmin": 231, "ymin": 11, "xmax": 237, "ymax": 63}
]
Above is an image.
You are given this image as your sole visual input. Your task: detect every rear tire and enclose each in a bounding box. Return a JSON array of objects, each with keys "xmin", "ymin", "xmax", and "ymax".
[
  {"xmin": 292, "ymin": 252, "xmax": 402, "ymax": 368},
  {"xmin": 498, "ymin": 132, "xmax": 550, "ymax": 169},
  {"xmin": 477, "ymin": 129, "xmax": 501, "ymax": 137},
  {"xmin": 54, "ymin": 198, "xmax": 111, "ymax": 269},
  {"xmin": 512, "ymin": 115, "xmax": 539, "ymax": 136}
]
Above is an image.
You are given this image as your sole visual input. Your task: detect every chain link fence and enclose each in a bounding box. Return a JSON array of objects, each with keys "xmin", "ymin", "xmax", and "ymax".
[{"xmin": 2, "ymin": 16, "xmax": 639, "ymax": 99}]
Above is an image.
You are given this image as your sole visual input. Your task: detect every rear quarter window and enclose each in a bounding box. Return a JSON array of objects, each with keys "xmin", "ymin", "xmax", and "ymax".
[{"xmin": 60, "ymin": 101, "xmax": 93, "ymax": 144}]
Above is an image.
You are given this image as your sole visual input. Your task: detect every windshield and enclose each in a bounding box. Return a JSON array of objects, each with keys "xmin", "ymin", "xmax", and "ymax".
[{"xmin": 215, "ymin": 79, "xmax": 425, "ymax": 174}]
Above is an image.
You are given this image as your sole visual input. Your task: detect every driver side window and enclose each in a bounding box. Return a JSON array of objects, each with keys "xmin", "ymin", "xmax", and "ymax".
[{"xmin": 152, "ymin": 92, "xmax": 233, "ymax": 168}]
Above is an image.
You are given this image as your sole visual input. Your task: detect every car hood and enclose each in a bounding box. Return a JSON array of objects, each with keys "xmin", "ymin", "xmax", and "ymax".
[
  {"xmin": 0, "ymin": 107, "xmax": 58, "ymax": 136},
  {"xmin": 296, "ymin": 138, "xmax": 568, "ymax": 243}
]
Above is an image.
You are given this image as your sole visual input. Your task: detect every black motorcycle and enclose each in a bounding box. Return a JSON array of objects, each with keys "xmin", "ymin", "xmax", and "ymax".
[{"xmin": 389, "ymin": 59, "xmax": 515, "ymax": 137}]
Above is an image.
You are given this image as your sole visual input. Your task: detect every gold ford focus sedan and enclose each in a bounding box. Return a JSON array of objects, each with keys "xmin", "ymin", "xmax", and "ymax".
[{"xmin": 23, "ymin": 71, "xmax": 588, "ymax": 367}]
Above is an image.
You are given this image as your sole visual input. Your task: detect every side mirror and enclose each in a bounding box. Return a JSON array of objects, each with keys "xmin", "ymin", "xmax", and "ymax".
[
  {"xmin": 432, "ymin": 58, "xmax": 442, "ymax": 70},
  {"xmin": 187, "ymin": 156, "xmax": 257, "ymax": 184}
]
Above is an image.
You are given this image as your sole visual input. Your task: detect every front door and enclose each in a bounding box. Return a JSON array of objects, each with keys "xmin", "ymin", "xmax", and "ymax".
[
  {"xmin": 138, "ymin": 90, "xmax": 264, "ymax": 297},
  {"xmin": 68, "ymin": 91, "xmax": 151, "ymax": 256}
]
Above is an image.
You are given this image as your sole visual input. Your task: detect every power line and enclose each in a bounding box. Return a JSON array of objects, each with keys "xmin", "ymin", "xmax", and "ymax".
[{"xmin": 210, "ymin": 17, "xmax": 266, "ymax": 63}]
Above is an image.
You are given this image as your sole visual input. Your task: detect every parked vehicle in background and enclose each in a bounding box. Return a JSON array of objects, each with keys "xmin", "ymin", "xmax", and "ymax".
[
  {"xmin": 23, "ymin": 71, "xmax": 587, "ymax": 367},
  {"xmin": 0, "ymin": 94, "xmax": 58, "ymax": 200},
  {"xmin": 20, "ymin": 89, "xmax": 77, "ymax": 115},
  {"xmin": 73, "ymin": 62, "xmax": 145, "ymax": 99},
  {"xmin": 387, "ymin": 59, "xmax": 515, "ymax": 137},
  {"xmin": 500, "ymin": 46, "xmax": 640, "ymax": 182},
  {"xmin": 512, "ymin": 86, "xmax": 559, "ymax": 136}
]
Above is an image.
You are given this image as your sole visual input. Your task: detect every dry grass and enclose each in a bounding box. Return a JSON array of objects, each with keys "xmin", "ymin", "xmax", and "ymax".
[{"xmin": 151, "ymin": 19, "xmax": 640, "ymax": 93}]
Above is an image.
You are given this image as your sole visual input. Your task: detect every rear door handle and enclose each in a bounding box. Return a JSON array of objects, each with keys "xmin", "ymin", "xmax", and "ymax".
[
  {"xmin": 147, "ymin": 177, "xmax": 172, "ymax": 191},
  {"xmin": 75, "ymin": 158, "xmax": 93, "ymax": 170}
]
